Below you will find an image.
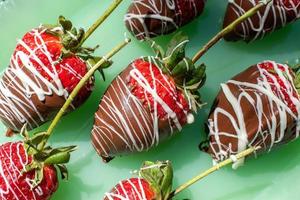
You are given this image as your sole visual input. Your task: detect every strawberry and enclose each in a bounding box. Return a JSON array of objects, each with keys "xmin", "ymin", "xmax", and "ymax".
[
  {"xmin": 91, "ymin": 33, "xmax": 206, "ymax": 162},
  {"xmin": 124, "ymin": 0, "xmax": 206, "ymax": 40},
  {"xmin": 0, "ymin": 142, "xmax": 57, "ymax": 200},
  {"xmin": 104, "ymin": 178, "xmax": 155, "ymax": 200},
  {"xmin": 0, "ymin": 16, "xmax": 110, "ymax": 134},
  {"xmin": 201, "ymin": 60, "xmax": 300, "ymax": 168},
  {"xmin": 13, "ymin": 28, "xmax": 93, "ymax": 104},
  {"xmin": 0, "ymin": 126, "xmax": 76, "ymax": 199},
  {"xmin": 104, "ymin": 161, "xmax": 173, "ymax": 200},
  {"xmin": 258, "ymin": 61, "xmax": 299, "ymax": 114},
  {"xmin": 128, "ymin": 59, "xmax": 190, "ymax": 125},
  {"xmin": 223, "ymin": 0, "xmax": 300, "ymax": 42}
]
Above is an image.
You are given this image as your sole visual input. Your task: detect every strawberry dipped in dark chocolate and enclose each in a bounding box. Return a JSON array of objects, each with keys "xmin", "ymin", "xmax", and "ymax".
[
  {"xmin": 201, "ymin": 61, "xmax": 300, "ymax": 168},
  {"xmin": 223, "ymin": 0, "xmax": 300, "ymax": 42},
  {"xmin": 124, "ymin": 0, "xmax": 206, "ymax": 40},
  {"xmin": 0, "ymin": 16, "xmax": 111, "ymax": 134},
  {"xmin": 91, "ymin": 33, "xmax": 206, "ymax": 162}
]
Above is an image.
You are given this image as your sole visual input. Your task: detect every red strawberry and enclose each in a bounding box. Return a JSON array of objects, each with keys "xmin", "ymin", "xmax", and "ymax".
[
  {"xmin": 13, "ymin": 28, "xmax": 93, "ymax": 104},
  {"xmin": 0, "ymin": 16, "xmax": 109, "ymax": 133},
  {"xmin": 91, "ymin": 33, "xmax": 206, "ymax": 162},
  {"xmin": 0, "ymin": 126, "xmax": 76, "ymax": 199},
  {"xmin": 128, "ymin": 59, "xmax": 190, "ymax": 125},
  {"xmin": 104, "ymin": 178, "xmax": 155, "ymax": 200},
  {"xmin": 0, "ymin": 142, "xmax": 57, "ymax": 200},
  {"xmin": 104, "ymin": 161, "xmax": 173, "ymax": 200},
  {"xmin": 258, "ymin": 61, "xmax": 299, "ymax": 113}
]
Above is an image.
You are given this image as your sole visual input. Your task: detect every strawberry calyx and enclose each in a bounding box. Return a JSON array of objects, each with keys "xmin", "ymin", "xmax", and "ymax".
[
  {"xmin": 44, "ymin": 16, "xmax": 112, "ymax": 74},
  {"xmin": 139, "ymin": 161, "xmax": 173, "ymax": 200},
  {"xmin": 290, "ymin": 61, "xmax": 300, "ymax": 95},
  {"xmin": 146, "ymin": 32, "xmax": 206, "ymax": 112},
  {"xmin": 19, "ymin": 125, "xmax": 76, "ymax": 188}
]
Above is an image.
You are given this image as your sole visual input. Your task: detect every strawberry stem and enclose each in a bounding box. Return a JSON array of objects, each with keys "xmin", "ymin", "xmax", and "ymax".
[
  {"xmin": 39, "ymin": 38, "xmax": 131, "ymax": 151},
  {"xmin": 168, "ymin": 146, "xmax": 260, "ymax": 199},
  {"xmin": 80, "ymin": 0, "xmax": 124, "ymax": 45},
  {"xmin": 192, "ymin": 0, "xmax": 273, "ymax": 64}
]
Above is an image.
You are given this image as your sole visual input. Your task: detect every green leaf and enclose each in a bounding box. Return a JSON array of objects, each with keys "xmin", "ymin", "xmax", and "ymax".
[
  {"xmin": 23, "ymin": 161, "xmax": 39, "ymax": 174},
  {"xmin": 43, "ymin": 145, "xmax": 77, "ymax": 165},
  {"xmin": 185, "ymin": 63, "xmax": 206, "ymax": 86},
  {"xmin": 164, "ymin": 32, "xmax": 189, "ymax": 70},
  {"xmin": 145, "ymin": 38, "xmax": 165, "ymax": 59},
  {"xmin": 58, "ymin": 15, "xmax": 73, "ymax": 32},
  {"xmin": 34, "ymin": 167, "xmax": 44, "ymax": 187},
  {"xmin": 171, "ymin": 57, "xmax": 194, "ymax": 77},
  {"xmin": 99, "ymin": 69, "xmax": 106, "ymax": 81},
  {"xmin": 51, "ymin": 145, "xmax": 77, "ymax": 154},
  {"xmin": 20, "ymin": 124, "xmax": 29, "ymax": 140},
  {"xmin": 24, "ymin": 142, "xmax": 39, "ymax": 156},
  {"xmin": 44, "ymin": 152, "xmax": 71, "ymax": 165},
  {"xmin": 75, "ymin": 28, "xmax": 85, "ymax": 46},
  {"xmin": 195, "ymin": 63, "xmax": 206, "ymax": 75},
  {"xmin": 139, "ymin": 161, "xmax": 173, "ymax": 200},
  {"xmin": 57, "ymin": 164, "xmax": 69, "ymax": 180},
  {"xmin": 31, "ymin": 132, "xmax": 48, "ymax": 147},
  {"xmin": 87, "ymin": 57, "xmax": 112, "ymax": 69},
  {"xmin": 143, "ymin": 56, "xmax": 170, "ymax": 75}
]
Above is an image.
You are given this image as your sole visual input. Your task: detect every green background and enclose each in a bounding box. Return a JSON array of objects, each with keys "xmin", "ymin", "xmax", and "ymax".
[{"xmin": 1, "ymin": 0, "xmax": 300, "ymax": 199}]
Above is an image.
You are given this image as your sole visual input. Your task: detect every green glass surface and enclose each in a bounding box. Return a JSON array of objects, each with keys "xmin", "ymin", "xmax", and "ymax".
[{"xmin": 1, "ymin": 0, "xmax": 300, "ymax": 199}]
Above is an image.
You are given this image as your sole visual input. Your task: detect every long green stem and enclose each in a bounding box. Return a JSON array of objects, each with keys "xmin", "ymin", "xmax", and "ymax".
[
  {"xmin": 169, "ymin": 0, "xmax": 273, "ymax": 197},
  {"xmin": 39, "ymin": 38, "xmax": 131, "ymax": 150},
  {"xmin": 81, "ymin": 0, "xmax": 124, "ymax": 44},
  {"xmin": 169, "ymin": 146, "xmax": 260, "ymax": 199},
  {"xmin": 192, "ymin": 0, "xmax": 273, "ymax": 64}
]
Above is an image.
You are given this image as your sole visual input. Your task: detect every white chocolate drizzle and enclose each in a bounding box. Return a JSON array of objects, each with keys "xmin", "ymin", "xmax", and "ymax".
[
  {"xmin": 227, "ymin": 0, "xmax": 300, "ymax": 41},
  {"xmin": 92, "ymin": 57, "xmax": 192, "ymax": 158},
  {"xmin": 124, "ymin": 0, "xmax": 203, "ymax": 39},
  {"xmin": 0, "ymin": 142, "xmax": 55, "ymax": 199},
  {"xmin": 104, "ymin": 178, "xmax": 149, "ymax": 200},
  {"xmin": 207, "ymin": 61, "xmax": 300, "ymax": 168},
  {"xmin": 0, "ymin": 28, "xmax": 75, "ymax": 131}
]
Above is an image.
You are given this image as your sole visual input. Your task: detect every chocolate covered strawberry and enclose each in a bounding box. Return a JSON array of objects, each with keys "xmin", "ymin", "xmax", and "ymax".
[
  {"xmin": 223, "ymin": 0, "xmax": 300, "ymax": 42},
  {"xmin": 0, "ymin": 16, "xmax": 111, "ymax": 134},
  {"xmin": 0, "ymin": 36, "xmax": 131, "ymax": 200},
  {"xmin": 201, "ymin": 60, "xmax": 300, "ymax": 168},
  {"xmin": 0, "ymin": 127, "xmax": 75, "ymax": 199},
  {"xmin": 91, "ymin": 33, "xmax": 206, "ymax": 162},
  {"xmin": 124, "ymin": 0, "xmax": 206, "ymax": 40},
  {"xmin": 104, "ymin": 161, "xmax": 173, "ymax": 200}
]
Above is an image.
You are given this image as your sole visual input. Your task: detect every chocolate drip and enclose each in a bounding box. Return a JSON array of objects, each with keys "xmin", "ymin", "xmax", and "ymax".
[{"xmin": 223, "ymin": 0, "xmax": 300, "ymax": 42}]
